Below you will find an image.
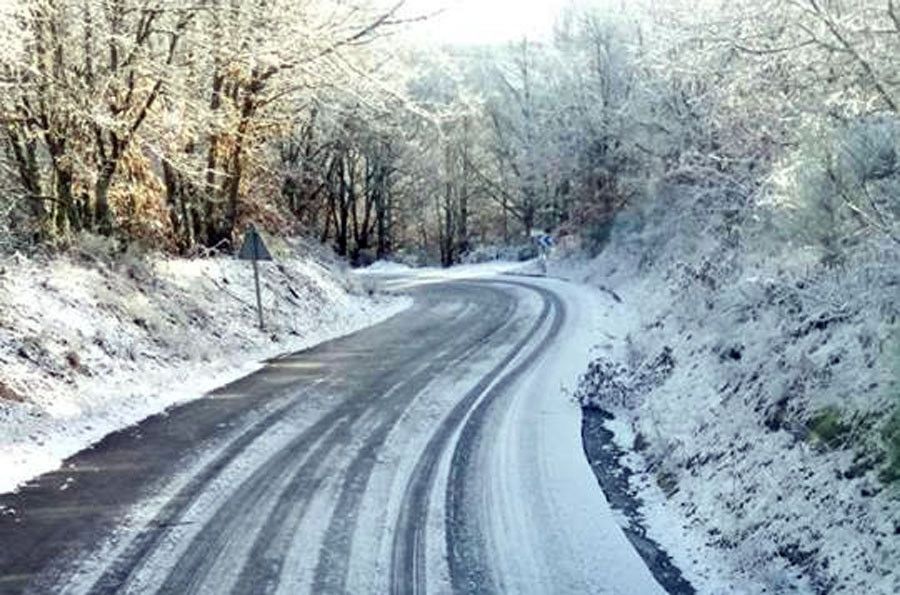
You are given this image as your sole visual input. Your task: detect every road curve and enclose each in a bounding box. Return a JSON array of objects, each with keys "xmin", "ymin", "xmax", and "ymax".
[
  {"xmin": 389, "ymin": 282, "xmax": 563, "ymax": 595},
  {"xmin": 0, "ymin": 275, "xmax": 665, "ymax": 595}
]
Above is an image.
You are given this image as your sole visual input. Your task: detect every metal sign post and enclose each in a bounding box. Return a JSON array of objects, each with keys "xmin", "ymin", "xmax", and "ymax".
[
  {"xmin": 237, "ymin": 225, "xmax": 274, "ymax": 330},
  {"xmin": 252, "ymin": 257, "xmax": 263, "ymax": 330}
]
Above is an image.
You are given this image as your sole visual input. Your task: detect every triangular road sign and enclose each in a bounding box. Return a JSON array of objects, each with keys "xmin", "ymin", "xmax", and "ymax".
[{"xmin": 238, "ymin": 227, "xmax": 273, "ymax": 261}]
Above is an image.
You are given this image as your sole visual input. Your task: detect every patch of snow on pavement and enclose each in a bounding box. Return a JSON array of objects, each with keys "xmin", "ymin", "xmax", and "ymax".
[
  {"xmin": 358, "ymin": 259, "xmax": 533, "ymax": 282},
  {"xmin": 480, "ymin": 275, "xmax": 667, "ymax": 593}
]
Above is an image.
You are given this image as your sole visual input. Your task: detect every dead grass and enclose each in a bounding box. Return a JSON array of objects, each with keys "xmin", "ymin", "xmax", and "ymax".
[{"xmin": 0, "ymin": 379, "xmax": 25, "ymax": 403}]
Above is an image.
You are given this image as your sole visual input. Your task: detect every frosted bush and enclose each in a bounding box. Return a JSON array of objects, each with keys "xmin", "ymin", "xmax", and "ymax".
[
  {"xmin": 573, "ymin": 170, "xmax": 900, "ymax": 590},
  {"xmin": 768, "ymin": 116, "xmax": 900, "ymax": 264},
  {"xmin": 576, "ymin": 346, "xmax": 675, "ymax": 410}
]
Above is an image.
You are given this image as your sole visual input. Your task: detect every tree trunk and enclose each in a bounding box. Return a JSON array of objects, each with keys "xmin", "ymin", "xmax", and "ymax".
[
  {"xmin": 336, "ymin": 157, "xmax": 349, "ymax": 257},
  {"xmin": 375, "ymin": 175, "xmax": 389, "ymax": 258},
  {"xmin": 94, "ymin": 160, "xmax": 117, "ymax": 234},
  {"xmin": 442, "ymin": 182, "xmax": 455, "ymax": 267}
]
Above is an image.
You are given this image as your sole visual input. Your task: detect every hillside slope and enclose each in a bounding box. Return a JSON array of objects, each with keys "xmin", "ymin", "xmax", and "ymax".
[
  {"xmin": 559, "ymin": 185, "xmax": 900, "ymax": 593},
  {"xmin": 0, "ymin": 238, "xmax": 409, "ymax": 495}
]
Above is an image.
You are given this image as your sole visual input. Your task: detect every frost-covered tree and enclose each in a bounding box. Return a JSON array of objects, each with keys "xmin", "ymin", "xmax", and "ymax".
[{"xmin": 0, "ymin": 0, "xmax": 419, "ymax": 251}]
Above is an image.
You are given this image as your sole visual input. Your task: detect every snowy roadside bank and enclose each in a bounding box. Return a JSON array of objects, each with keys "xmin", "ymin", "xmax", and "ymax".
[
  {"xmin": 548, "ymin": 263, "xmax": 756, "ymax": 593},
  {"xmin": 0, "ymin": 241, "xmax": 410, "ymax": 495},
  {"xmin": 580, "ymin": 406, "xmax": 696, "ymax": 593},
  {"xmin": 552, "ymin": 196, "xmax": 900, "ymax": 592}
]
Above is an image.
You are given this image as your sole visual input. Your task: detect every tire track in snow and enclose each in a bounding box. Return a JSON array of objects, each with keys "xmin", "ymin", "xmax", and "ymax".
[
  {"xmin": 85, "ymin": 383, "xmax": 331, "ymax": 595},
  {"xmin": 155, "ymin": 287, "xmax": 512, "ymax": 594},
  {"xmin": 444, "ymin": 286, "xmax": 566, "ymax": 594},
  {"xmin": 226, "ymin": 285, "xmax": 512, "ymax": 594},
  {"xmin": 308, "ymin": 288, "xmax": 519, "ymax": 595},
  {"xmin": 154, "ymin": 413, "xmax": 355, "ymax": 595},
  {"xmin": 389, "ymin": 281, "xmax": 563, "ymax": 595}
]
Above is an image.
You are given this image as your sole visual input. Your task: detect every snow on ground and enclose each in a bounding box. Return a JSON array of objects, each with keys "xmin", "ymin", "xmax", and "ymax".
[
  {"xmin": 358, "ymin": 258, "xmax": 533, "ymax": 282},
  {"xmin": 0, "ymin": 239, "xmax": 410, "ymax": 495},
  {"xmin": 353, "ymin": 266, "xmax": 668, "ymax": 592},
  {"xmin": 359, "ymin": 260, "xmax": 412, "ymax": 274},
  {"xmin": 478, "ymin": 275, "xmax": 666, "ymax": 593},
  {"xmin": 553, "ymin": 185, "xmax": 900, "ymax": 593}
]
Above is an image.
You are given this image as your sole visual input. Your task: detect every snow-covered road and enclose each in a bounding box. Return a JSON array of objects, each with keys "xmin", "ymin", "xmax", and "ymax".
[{"xmin": 0, "ymin": 271, "xmax": 665, "ymax": 594}]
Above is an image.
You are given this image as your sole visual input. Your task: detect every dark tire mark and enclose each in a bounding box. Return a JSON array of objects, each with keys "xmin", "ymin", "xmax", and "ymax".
[
  {"xmin": 86, "ymin": 385, "xmax": 327, "ymax": 595},
  {"xmin": 389, "ymin": 282, "xmax": 562, "ymax": 595},
  {"xmin": 238, "ymin": 286, "xmax": 516, "ymax": 595},
  {"xmin": 444, "ymin": 287, "xmax": 566, "ymax": 594}
]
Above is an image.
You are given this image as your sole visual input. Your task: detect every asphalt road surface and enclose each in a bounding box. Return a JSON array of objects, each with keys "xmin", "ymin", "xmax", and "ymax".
[{"xmin": 0, "ymin": 274, "xmax": 665, "ymax": 594}]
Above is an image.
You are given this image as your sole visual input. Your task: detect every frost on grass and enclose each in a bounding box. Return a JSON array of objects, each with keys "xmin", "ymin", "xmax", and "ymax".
[
  {"xmin": 564, "ymin": 184, "xmax": 900, "ymax": 594},
  {"xmin": 0, "ymin": 237, "xmax": 410, "ymax": 494}
]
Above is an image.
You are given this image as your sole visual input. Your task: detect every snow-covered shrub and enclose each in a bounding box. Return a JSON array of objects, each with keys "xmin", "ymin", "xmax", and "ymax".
[
  {"xmin": 582, "ymin": 218, "xmax": 616, "ymax": 257},
  {"xmin": 575, "ymin": 359, "xmax": 632, "ymax": 408},
  {"xmin": 69, "ymin": 232, "xmax": 122, "ymax": 265},
  {"xmin": 0, "ymin": 196, "xmax": 15, "ymax": 251},
  {"xmin": 571, "ymin": 175, "xmax": 900, "ymax": 591},
  {"xmin": 881, "ymin": 409, "xmax": 900, "ymax": 484},
  {"xmin": 807, "ymin": 406, "xmax": 853, "ymax": 450},
  {"xmin": 768, "ymin": 116, "xmax": 900, "ymax": 265},
  {"xmin": 879, "ymin": 327, "xmax": 900, "ymax": 484},
  {"xmin": 576, "ymin": 346, "xmax": 674, "ymax": 410},
  {"xmin": 0, "ymin": 193, "xmax": 37, "ymax": 253}
]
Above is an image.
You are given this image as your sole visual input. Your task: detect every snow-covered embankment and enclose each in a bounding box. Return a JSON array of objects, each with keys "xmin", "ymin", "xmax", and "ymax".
[
  {"xmin": 555, "ymin": 185, "xmax": 900, "ymax": 593},
  {"xmin": 0, "ymin": 241, "xmax": 410, "ymax": 495}
]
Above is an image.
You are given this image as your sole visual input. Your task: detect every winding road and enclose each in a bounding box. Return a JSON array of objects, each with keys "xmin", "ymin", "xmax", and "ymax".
[{"xmin": 0, "ymin": 272, "xmax": 665, "ymax": 594}]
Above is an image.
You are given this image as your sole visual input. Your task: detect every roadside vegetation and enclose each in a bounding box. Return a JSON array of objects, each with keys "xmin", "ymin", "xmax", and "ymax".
[
  {"xmin": 0, "ymin": 0, "xmax": 637, "ymax": 266},
  {"xmin": 561, "ymin": 2, "xmax": 900, "ymax": 591},
  {"xmin": 2, "ymin": 0, "xmax": 900, "ymax": 591}
]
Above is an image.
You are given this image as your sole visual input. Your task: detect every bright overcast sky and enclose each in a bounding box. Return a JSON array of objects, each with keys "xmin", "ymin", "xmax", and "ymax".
[{"xmin": 400, "ymin": 0, "xmax": 569, "ymax": 45}]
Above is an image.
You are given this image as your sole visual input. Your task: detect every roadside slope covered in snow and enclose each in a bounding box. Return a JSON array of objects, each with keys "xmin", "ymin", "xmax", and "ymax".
[
  {"xmin": 0, "ymin": 237, "xmax": 409, "ymax": 495},
  {"xmin": 558, "ymin": 184, "xmax": 900, "ymax": 593}
]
